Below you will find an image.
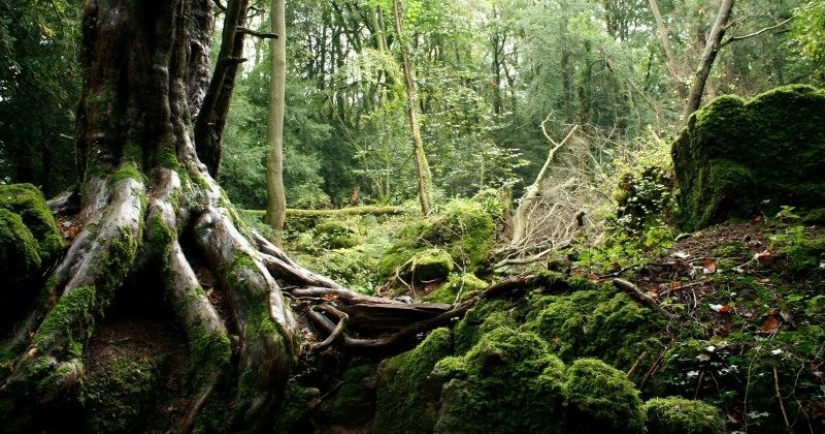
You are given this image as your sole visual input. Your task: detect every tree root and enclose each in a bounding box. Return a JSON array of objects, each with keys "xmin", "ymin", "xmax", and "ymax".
[{"xmin": 613, "ymin": 278, "xmax": 679, "ymax": 320}]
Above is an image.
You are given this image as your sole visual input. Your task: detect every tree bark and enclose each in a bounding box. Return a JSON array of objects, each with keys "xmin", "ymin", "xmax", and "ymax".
[
  {"xmin": 0, "ymin": 0, "xmax": 297, "ymax": 430},
  {"xmin": 392, "ymin": 0, "xmax": 433, "ymax": 216},
  {"xmin": 682, "ymin": 0, "xmax": 735, "ymax": 122},
  {"xmin": 648, "ymin": 0, "xmax": 687, "ymax": 99},
  {"xmin": 265, "ymin": 0, "xmax": 287, "ymax": 246}
]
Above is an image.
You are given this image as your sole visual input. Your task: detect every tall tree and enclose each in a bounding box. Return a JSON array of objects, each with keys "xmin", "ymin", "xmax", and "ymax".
[
  {"xmin": 0, "ymin": 0, "xmax": 311, "ymax": 430},
  {"xmin": 265, "ymin": 0, "xmax": 287, "ymax": 245},
  {"xmin": 393, "ymin": 0, "xmax": 433, "ymax": 215}
]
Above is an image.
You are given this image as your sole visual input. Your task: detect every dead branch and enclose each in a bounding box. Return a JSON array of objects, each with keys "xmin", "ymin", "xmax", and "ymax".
[
  {"xmin": 613, "ymin": 278, "xmax": 678, "ymax": 320},
  {"xmin": 288, "ymin": 287, "xmax": 400, "ymax": 306},
  {"xmin": 722, "ymin": 17, "xmax": 792, "ymax": 46},
  {"xmin": 237, "ymin": 27, "xmax": 278, "ymax": 39}
]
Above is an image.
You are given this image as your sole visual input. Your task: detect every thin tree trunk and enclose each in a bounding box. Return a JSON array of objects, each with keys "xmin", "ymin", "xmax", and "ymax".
[
  {"xmin": 392, "ymin": 0, "xmax": 432, "ymax": 216},
  {"xmin": 648, "ymin": 0, "xmax": 687, "ymax": 99},
  {"xmin": 266, "ymin": 0, "xmax": 287, "ymax": 246},
  {"xmin": 683, "ymin": 0, "xmax": 735, "ymax": 122}
]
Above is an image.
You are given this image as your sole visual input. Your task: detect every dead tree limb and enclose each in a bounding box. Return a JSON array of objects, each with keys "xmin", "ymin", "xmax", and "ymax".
[{"xmin": 614, "ymin": 278, "xmax": 678, "ymax": 320}]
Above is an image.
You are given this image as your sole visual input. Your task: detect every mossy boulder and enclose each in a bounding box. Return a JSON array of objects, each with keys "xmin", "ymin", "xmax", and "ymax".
[
  {"xmin": 0, "ymin": 184, "xmax": 63, "ymax": 333},
  {"xmin": 379, "ymin": 199, "xmax": 496, "ymax": 277},
  {"xmin": 425, "ymin": 272, "xmax": 487, "ymax": 304},
  {"xmin": 313, "ymin": 220, "xmax": 361, "ymax": 249},
  {"xmin": 644, "ymin": 397, "xmax": 725, "ymax": 434},
  {"xmin": 373, "ymin": 327, "xmax": 454, "ymax": 433},
  {"xmin": 432, "ymin": 328, "xmax": 569, "ymax": 433},
  {"xmin": 563, "ymin": 358, "xmax": 646, "ymax": 433},
  {"xmin": 0, "ymin": 183, "xmax": 63, "ymax": 262},
  {"xmin": 403, "ymin": 248, "xmax": 454, "ymax": 283},
  {"xmin": 673, "ymin": 85, "xmax": 825, "ymax": 230}
]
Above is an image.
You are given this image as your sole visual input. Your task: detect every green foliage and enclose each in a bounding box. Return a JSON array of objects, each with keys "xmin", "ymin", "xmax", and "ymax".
[
  {"xmin": 0, "ymin": 0, "xmax": 81, "ymax": 195},
  {"xmin": 644, "ymin": 397, "xmax": 725, "ymax": 434},
  {"xmin": 673, "ymin": 85, "xmax": 825, "ymax": 230}
]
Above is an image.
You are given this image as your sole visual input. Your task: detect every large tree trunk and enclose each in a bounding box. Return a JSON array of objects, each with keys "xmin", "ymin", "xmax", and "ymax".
[{"xmin": 0, "ymin": 0, "xmax": 297, "ymax": 430}]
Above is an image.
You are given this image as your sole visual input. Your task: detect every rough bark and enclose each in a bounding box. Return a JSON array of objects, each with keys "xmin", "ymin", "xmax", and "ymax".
[{"xmin": 0, "ymin": 0, "xmax": 295, "ymax": 430}]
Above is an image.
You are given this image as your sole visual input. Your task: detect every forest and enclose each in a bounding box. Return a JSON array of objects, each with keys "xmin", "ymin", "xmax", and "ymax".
[{"xmin": 1, "ymin": 0, "xmax": 825, "ymax": 432}]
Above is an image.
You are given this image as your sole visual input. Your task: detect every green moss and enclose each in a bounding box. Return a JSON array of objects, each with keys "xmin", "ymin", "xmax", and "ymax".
[
  {"xmin": 433, "ymin": 328, "xmax": 569, "ymax": 433},
  {"xmin": 674, "ymin": 85, "xmax": 825, "ymax": 230},
  {"xmin": 426, "ymin": 272, "xmax": 487, "ymax": 304},
  {"xmin": 0, "ymin": 208, "xmax": 41, "ymax": 285},
  {"xmin": 110, "ymin": 162, "xmax": 144, "ymax": 186},
  {"xmin": 80, "ymin": 354, "xmax": 161, "ymax": 433},
  {"xmin": 379, "ymin": 198, "xmax": 496, "ymax": 276},
  {"xmin": 273, "ymin": 379, "xmax": 319, "ymax": 432},
  {"xmin": 563, "ymin": 358, "xmax": 645, "ymax": 433},
  {"xmin": 453, "ymin": 298, "xmax": 515, "ymax": 354},
  {"xmin": 644, "ymin": 397, "xmax": 725, "ymax": 434},
  {"xmin": 405, "ymin": 248, "xmax": 454, "ymax": 282},
  {"xmin": 0, "ymin": 183, "xmax": 63, "ymax": 263},
  {"xmin": 317, "ymin": 364, "xmax": 377, "ymax": 426},
  {"xmin": 313, "ymin": 220, "xmax": 361, "ymax": 249},
  {"xmin": 373, "ymin": 327, "xmax": 454, "ymax": 433},
  {"xmin": 33, "ymin": 285, "xmax": 96, "ymax": 352}
]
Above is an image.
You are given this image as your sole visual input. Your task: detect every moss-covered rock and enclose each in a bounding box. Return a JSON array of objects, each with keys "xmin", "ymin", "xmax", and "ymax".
[
  {"xmin": 404, "ymin": 248, "xmax": 454, "ymax": 283},
  {"xmin": 0, "ymin": 184, "xmax": 63, "ymax": 262},
  {"xmin": 562, "ymin": 358, "xmax": 645, "ymax": 433},
  {"xmin": 425, "ymin": 272, "xmax": 487, "ymax": 304},
  {"xmin": 644, "ymin": 397, "xmax": 725, "ymax": 434},
  {"xmin": 0, "ymin": 208, "xmax": 41, "ymax": 286},
  {"xmin": 673, "ymin": 85, "xmax": 825, "ymax": 230},
  {"xmin": 313, "ymin": 220, "xmax": 361, "ymax": 249},
  {"xmin": 379, "ymin": 199, "xmax": 496, "ymax": 277},
  {"xmin": 373, "ymin": 327, "xmax": 454, "ymax": 433},
  {"xmin": 433, "ymin": 328, "xmax": 568, "ymax": 433}
]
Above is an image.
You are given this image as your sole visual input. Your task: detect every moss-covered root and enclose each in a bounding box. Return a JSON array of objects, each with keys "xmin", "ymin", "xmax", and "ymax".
[
  {"xmin": 145, "ymin": 169, "xmax": 232, "ymax": 432},
  {"xmin": 1, "ymin": 175, "xmax": 144, "ymax": 405},
  {"xmin": 644, "ymin": 397, "xmax": 725, "ymax": 434},
  {"xmin": 193, "ymin": 207, "xmax": 298, "ymax": 428}
]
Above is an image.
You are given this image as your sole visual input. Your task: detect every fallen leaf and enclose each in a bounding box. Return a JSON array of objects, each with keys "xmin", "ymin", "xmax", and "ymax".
[
  {"xmin": 762, "ymin": 316, "xmax": 780, "ymax": 334},
  {"xmin": 710, "ymin": 304, "xmax": 732, "ymax": 313},
  {"xmin": 703, "ymin": 258, "xmax": 718, "ymax": 274},
  {"xmin": 673, "ymin": 251, "xmax": 690, "ymax": 259}
]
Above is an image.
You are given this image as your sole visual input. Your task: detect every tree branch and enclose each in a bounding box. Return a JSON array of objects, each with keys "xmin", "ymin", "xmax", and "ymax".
[
  {"xmin": 237, "ymin": 27, "xmax": 278, "ymax": 39},
  {"xmin": 722, "ymin": 17, "xmax": 792, "ymax": 46}
]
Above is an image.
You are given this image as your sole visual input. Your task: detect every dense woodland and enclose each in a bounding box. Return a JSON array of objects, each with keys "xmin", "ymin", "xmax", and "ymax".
[{"xmin": 2, "ymin": 0, "xmax": 825, "ymax": 433}]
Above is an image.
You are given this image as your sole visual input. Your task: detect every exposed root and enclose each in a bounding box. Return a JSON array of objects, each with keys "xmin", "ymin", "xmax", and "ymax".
[
  {"xmin": 193, "ymin": 206, "xmax": 296, "ymax": 425},
  {"xmin": 3, "ymin": 175, "xmax": 145, "ymax": 401}
]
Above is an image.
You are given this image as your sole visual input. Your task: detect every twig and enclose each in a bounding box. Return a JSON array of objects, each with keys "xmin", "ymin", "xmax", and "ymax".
[
  {"xmin": 613, "ymin": 278, "xmax": 678, "ymax": 319},
  {"xmin": 626, "ymin": 350, "xmax": 647, "ymax": 378},
  {"xmin": 722, "ymin": 17, "xmax": 793, "ymax": 46},
  {"xmin": 773, "ymin": 366, "xmax": 790, "ymax": 428}
]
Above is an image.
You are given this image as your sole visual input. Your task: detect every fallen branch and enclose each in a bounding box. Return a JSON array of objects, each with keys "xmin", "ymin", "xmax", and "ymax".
[
  {"xmin": 613, "ymin": 278, "xmax": 678, "ymax": 320},
  {"xmin": 288, "ymin": 287, "xmax": 400, "ymax": 306}
]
